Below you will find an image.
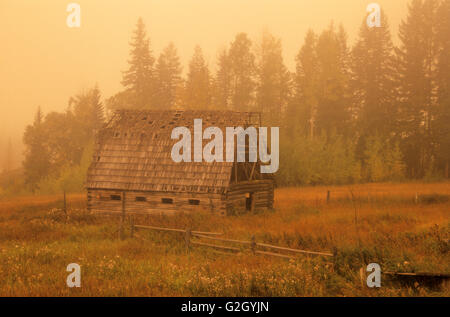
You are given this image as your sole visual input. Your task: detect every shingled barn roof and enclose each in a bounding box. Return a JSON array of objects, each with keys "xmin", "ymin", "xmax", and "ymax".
[{"xmin": 86, "ymin": 110, "xmax": 261, "ymax": 194}]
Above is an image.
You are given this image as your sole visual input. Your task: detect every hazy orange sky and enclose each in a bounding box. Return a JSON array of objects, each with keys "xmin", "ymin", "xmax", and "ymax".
[{"xmin": 0, "ymin": 0, "xmax": 409, "ymax": 167}]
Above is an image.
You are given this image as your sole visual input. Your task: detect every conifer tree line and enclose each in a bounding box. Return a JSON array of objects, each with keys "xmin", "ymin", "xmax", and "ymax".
[
  {"xmin": 15, "ymin": 87, "xmax": 105, "ymax": 194},
  {"xmin": 10, "ymin": 0, "xmax": 449, "ymax": 193}
]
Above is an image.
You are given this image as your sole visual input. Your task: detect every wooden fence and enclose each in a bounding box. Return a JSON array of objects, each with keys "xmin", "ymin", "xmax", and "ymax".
[
  {"xmin": 130, "ymin": 222, "xmax": 334, "ymax": 259},
  {"xmin": 110, "ymin": 216, "xmax": 450, "ymax": 288}
]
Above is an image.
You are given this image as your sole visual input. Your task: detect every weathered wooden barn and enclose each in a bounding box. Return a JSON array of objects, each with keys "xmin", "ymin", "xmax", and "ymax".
[{"xmin": 86, "ymin": 110, "xmax": 275, "ymax": 215}]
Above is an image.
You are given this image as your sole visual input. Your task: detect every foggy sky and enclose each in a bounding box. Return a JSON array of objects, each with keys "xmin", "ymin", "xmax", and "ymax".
[{"xmin": 0, "ymin": 0, "xmax": 409, "ymax": 168}]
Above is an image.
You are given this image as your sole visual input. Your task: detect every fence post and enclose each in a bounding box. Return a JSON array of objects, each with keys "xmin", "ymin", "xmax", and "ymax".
[
  {"xmin": 251, "ymin": 235, "xmax": 256, "ymax": 255},
  {"xmin": 326, "ymin": 190, "xmax": 330, "ymax": 204},
  {"xmin": 185, "ymin": 228, "xmax": 191, "ymax": 253},
  {"xmin": 359, "ymin": 267, "xmax": 365, "ymax": 288},
  {"xmin": 120, "ymin": 192, "xmax": 126, "ymax": 240},
  {"xmin": 130, "ymin": 215, "xmax": 134, "ymax": 238},
  {"xmin": 63, "ymin": 190, "xmax": 68, "ymax": 221}
]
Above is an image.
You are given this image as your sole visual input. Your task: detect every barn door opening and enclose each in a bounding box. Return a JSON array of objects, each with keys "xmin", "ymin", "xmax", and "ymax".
[{"xmin": 245, "ymin": 192, "xmax": 254, "ymax": 212}]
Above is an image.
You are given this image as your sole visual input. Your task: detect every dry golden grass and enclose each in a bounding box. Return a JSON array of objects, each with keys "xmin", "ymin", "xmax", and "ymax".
[
  {"xmin": 0, "ymin": 193, "xmax": 85, "ymax": 217},
  {"xmin": 0, "ymin": 183, "xmax": 448, "ymax": 297}
]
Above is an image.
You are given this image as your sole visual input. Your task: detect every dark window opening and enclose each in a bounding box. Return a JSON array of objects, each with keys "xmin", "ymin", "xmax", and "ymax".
[
  {"xmin": 245, "ymin": 192, "xmax": 254, "ymax": 211},
  {"xmin": 188, "ymin": 199, "xmax": 200, "ymax": 205},
  {"xmin": 136, "ymin": 196, "xmax": 146, "ymax": 202},
  {"xmin": 111, "ymin": 195, "xmax": 121, "ymax": 201},
  {"xmin": 161, "ymin": 198, "xmax": 173, "ymax": 204}
]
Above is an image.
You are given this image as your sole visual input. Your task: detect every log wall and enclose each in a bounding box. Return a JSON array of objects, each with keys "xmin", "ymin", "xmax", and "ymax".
[
  {"xmin": 87, "ymin": 189, "xmax": 226, "ymax": 215},
  {"xmin": 88, "ymin": 179, "xmax": 274, "ymax": 216},
  {"xmin": 226, "ymin": 179, "xmax": 274, "ymax": 213}
]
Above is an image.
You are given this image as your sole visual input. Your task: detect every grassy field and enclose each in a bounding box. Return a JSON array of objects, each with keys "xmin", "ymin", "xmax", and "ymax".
[{"xmin": 0, "ymin": 183, "xmax": 449, "ymax": 296}]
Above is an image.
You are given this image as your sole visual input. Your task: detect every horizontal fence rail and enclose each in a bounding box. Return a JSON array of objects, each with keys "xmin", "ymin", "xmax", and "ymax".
[
  {"xmin": 133, "ymin": 224, "xmax": 223, "ymax": 236},
  {"xmin": 256, "ymin": 242, "xmax": 334, "ymax": 257},
  {"xmin": 192, "ymin": 233, "xmax": 252, "ymax": 245},
  {"xmin": 255, "ymin": 250, "xmax": 295, "ymax": 260}
]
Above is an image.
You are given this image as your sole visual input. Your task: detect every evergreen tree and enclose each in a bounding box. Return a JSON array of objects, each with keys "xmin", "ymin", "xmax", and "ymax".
[
  {"xmin": 154, "ymin": 42, "xmax": 183, "ymax": 109},
  {"xmin": 62, "ymin": 87, "xmax": 105, "ymax": 166},
  {"xmin": 435, "ymin": 0, "xmax": 450, "ymax": 177},
  {"xmin": 351, "ymin": 12, "xmax": 397, "ymax": 136},
  {"xmin": 212, "ymin": 49, "xmax": 232, "ymax": 110},
  {"xmin": 351, "ymin": 11, "xmax": 398, "ymax": 164},
  {"xmin": 121, "ymin": 18, "xmax": 155, "ymax": 109},
  {"xmin": 23, "ymin": 107, "xmax": 51, "ymax": 191},
  {"xmin": 185, "ymin": 45, "xmax": 212, "ymax": 110},
  {"xmin": 396, "ymin": 0, "xmax": 440, "ymax": 177},
  {"xmin": 255, "ymin": 30, "xmax": 291, "ymax": 126},
  {"xmin": 228, "ymin": 33, "xmax": 256, "ymax": 111},
  {"xmin": 288, "ymin": 29, "xmax": 319, "ymax": 137},
  {"xmin": 70, "ymin": 86, "xmax": 105, "ymax": 137},
  {"xmin": 91, "ymin": 85, "xmax": 105, "ymax": 127},
  {"xmin": 314, "ymin": 24, "xmax": 351, "ymax": 137}
]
